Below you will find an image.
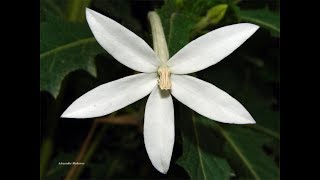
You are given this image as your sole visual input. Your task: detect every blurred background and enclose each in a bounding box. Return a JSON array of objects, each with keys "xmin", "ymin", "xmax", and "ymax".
[{"xmin": 40, "ymin": 0, "xmax": 279, "ymax": 179}]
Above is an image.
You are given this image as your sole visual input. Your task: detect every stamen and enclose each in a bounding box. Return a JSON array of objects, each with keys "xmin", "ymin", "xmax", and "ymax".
[{"xmin": 158, "ymin": 66, "xmax": 171, "ymax": 90}]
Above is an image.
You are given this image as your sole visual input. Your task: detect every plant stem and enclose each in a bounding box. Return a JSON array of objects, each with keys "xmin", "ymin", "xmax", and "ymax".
[
  {"xmin": 40, "ymin": 97, "xmax": 62, "ymax": 179},
  {"xmin": 64, "ymin": 114, "xmax": 116, "ymax": 179},
  {"xmin": 64, "ymin": 120, "xmax": 99, "ymax": 179},
  {"xmin": 73, "ymin": 124, "xmax": 108, "ymax": 179},
  {"xmin": 96, "ymin": 114, "xmax": 139, "ymax": 125},
  {"xmin": 64, "ymin": 114, "xmax": 141, "ymax": 179},
  {"xmin": 40, "ymin": 137, "xmax": 53, "ymax": 179},
  {"xmin": 148, "ymin": 11, "xmax": 169, "ymax": 63},
  {"xmin": 67, "ymin": 0, "xmax": 91, "ymax": 22}
]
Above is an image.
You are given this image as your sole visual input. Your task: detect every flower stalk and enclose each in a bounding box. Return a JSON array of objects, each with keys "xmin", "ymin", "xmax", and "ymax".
[
  {"xmin": 148, "ymin": 11, "xmax": 169, "ymax": 63},
  {"xmin": 148, "ymin": 12, "xmax": 172, "ymax": 90}
]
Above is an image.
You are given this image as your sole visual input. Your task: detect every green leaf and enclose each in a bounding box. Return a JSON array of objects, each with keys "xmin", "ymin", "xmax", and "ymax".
[
  {"xmin": 40, "ymin": 14, "xmax": 104, "ymax": 98},
  {"xmin": 92, "ymin": 0, "xmax": 143, "ymax": 34},
  {"xmin": 178, "ymin": 107, "xmax": 279, "ymax": 180},
  {"xmin": 215, "ymin": 123, "xmax": 280, "ymax": 179},
  {"xmin": 157, "ymin": 4, "xmax": 198, "ymax": 56},
  {"xmin": 245, "ymin": 104, "xmax": 279, "ymax": 140},
  {"xmin": 166, "ymin": 13, "xmax": 197, "ymax": 56},
  {"xmin": 181, "ymin": 0, "xmax": 223, "ymax": 15},
  {"xmin": 238, "ymin": 9, "xmax": 280, "ymax": 37},
  {"xmin": 177, "ymin": 110, "xmax": 233, "ymax": 180},
  {"xmin": 40, "ymin": 0, "xmax": 67, "ymax": 19},
  {"xmin": 237, "ymin": 85, "xmax": 280, "ymax": 137},
  {"xmin": 40, "ymin": 0, "xmax": 90, "ymax": 22},
  {"xmin": 157, "ymin": 0, "xmax": 180, "ymax": 46}
]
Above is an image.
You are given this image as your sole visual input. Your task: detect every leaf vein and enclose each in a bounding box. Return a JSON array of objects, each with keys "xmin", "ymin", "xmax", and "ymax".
[
  {"xmin": 40, "ymin": 37, "xmax": 96, "ymax": 59},
  {"xmin": 218, "ymin": 125, "xmax": 261, "ymax": 180},
  {"xmin": 240, "ymin": 16, "xmax": 280, "ymax": 33},
  {"xmin": 192, "ymin": 115, "xmax": 208, "ymax": 180}
]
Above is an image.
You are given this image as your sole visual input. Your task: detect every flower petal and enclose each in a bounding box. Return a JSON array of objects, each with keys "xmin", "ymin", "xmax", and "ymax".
[
  {"xmin": 61, "ymin": 73, "xmax": 157, "ymax": 118},
  {"xmin": 167, "ymin": 23, "xmax": 259, "ymax": 74},
  {"xmin": 144, "ymin": 87, "xmax": 175, "ymax": 174},
  {"xmin": 171, "ymin": 75, "xmax": 255, "ymax": 124},
  {"xmin": 86, "ymin": 8, "xmax": 160, "ymax": 72}
]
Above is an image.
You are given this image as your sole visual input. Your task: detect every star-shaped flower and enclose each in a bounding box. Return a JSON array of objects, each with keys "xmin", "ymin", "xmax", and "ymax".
[{"xmin": 62, "ymin": 8, "xmax": 259, "ymax": 174}]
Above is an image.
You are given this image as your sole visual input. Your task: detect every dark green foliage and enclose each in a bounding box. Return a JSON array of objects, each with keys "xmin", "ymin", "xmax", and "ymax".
[
  {"xmin": 40, "ymin": 12, "xmax": 104, "ymax": 98},
  {"xmin": 238, "ymin": 8, "xmax": 280, "ymax": 37}
]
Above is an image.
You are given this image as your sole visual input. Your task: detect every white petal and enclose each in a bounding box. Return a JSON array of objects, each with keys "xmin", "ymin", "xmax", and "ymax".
[
  {"xmin": 171, "ymin": 75, "xmax": 255, "ymax": 124},
  {"xmin": 61, "ymin": 73, "xmax": 157, "ymax": 118},
  {"xmin": 144, "ymin": 87, "xmax": 175, "ymax": 174},
  {"xmin": 167, "ymin": 23, "xmax": 259, "ymax": 74},
  {"xmin": 86, "ymin": 8, "xmax": 160, "ymax": 72}
]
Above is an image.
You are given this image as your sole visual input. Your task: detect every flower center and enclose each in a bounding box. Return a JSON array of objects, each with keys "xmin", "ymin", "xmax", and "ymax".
[{"xmin": 157, "ymin": 66, "xmax": 171, "ymax": 90}]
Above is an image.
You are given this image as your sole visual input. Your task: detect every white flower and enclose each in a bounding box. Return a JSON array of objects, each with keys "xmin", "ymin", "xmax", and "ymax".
[{"xmin": 62, "ymin": 8, "xmax": 259, "ymax": 174}]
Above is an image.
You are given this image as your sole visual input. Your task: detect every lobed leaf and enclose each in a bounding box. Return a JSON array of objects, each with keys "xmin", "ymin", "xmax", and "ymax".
[{"xmin": 40, "ymin": 13, "xmax": 104, "ymax": 98}]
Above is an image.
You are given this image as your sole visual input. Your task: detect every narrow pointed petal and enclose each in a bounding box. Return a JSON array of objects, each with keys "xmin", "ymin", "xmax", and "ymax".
[
  {"xmin": 86, "ymin": 8, "xmax": 160, "ymax": 72},
  {"xmin": 61, "ymin": 73, "xmax": 157, "ymax": 118},
  {"xmin": 167, "ymin": 23, "xmax": 259, "ymax": 74},
  {"xmin": 144, "ymin": 87, "xmax": 175, "ymax": 174},
  {"xmin": 171, "ymin": 75, "xmax": 255, "ymax": 124}
]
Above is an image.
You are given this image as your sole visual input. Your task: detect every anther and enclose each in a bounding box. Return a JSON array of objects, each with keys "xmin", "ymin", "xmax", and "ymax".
[{"xmin": 158, "ymin": 66, "xmax": 171, "ymax": 90}]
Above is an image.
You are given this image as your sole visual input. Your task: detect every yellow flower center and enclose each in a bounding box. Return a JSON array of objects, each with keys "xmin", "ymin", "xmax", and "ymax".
[{"xmin": 157, "ymin": 66, "xmax": 171, "ymax": 90}]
